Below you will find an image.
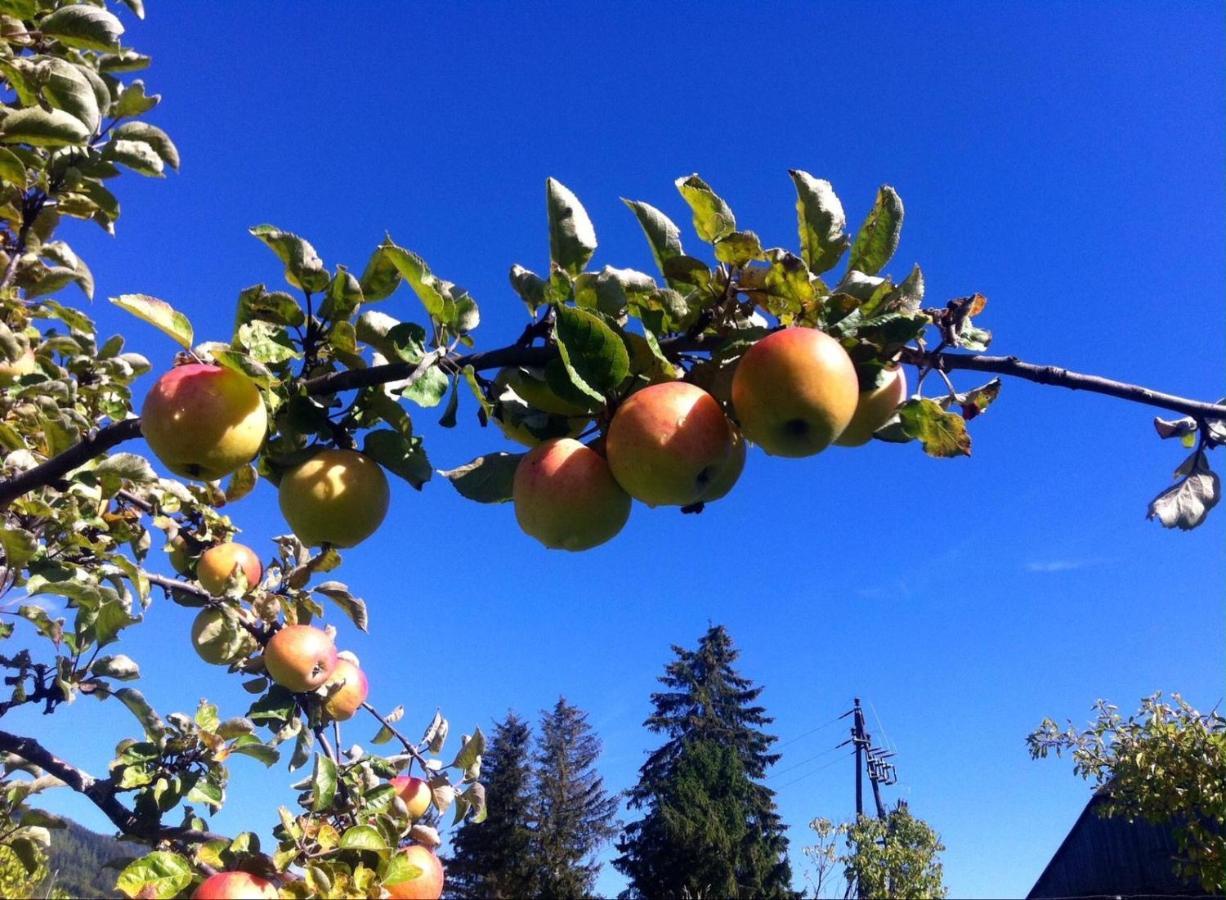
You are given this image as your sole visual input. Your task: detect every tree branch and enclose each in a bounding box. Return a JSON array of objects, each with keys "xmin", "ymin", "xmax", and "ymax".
[
  {"xmin": 900, "ymin": 348, "xmax": 1226, "ymax": 421},
  {"xmin": 0, "ymin": 727, "xmax": 228, "ymax": 846},
  {"xmin": 2, "ymin": 335, "xmax": 1223, "ymax": 508}
]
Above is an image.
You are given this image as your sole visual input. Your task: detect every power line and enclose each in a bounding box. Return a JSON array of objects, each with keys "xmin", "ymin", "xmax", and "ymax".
[
  {"xmin": 775, "ymin": 750, "xmax": 856, "ymax": 790},
  {"xmin": 767, "ymin": 743, "xmax": 843, "ymax": 781},
  {"xmin": 775, "ymin": 713, "xmax": 843, "ymax": 749}
]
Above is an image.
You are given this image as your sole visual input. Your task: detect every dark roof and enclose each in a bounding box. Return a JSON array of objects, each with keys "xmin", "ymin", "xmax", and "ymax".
[{"xmin": 1028, "ymin": 792, "xmax": 1212, "ymax": 899}]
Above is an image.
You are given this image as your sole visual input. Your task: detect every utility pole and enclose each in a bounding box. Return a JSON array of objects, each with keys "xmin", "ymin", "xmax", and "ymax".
[{"xmin": 839, "ymin": 697, "xmax": 898, "ymax": 819}]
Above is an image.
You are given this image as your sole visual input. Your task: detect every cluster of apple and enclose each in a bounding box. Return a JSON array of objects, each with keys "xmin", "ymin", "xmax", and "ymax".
[
  {"xmin": 142, "ymin": 362, "xmax": 390, "ymax": 550},
  {"xmin": 512, "ymin": 326, "xmax": 906, "ymax": 551}
]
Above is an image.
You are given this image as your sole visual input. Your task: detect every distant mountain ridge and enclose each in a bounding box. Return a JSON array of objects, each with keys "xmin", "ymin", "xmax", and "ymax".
[{"xmin": 40, "ymin": 817, "xmax": 137, "ymax": 899}]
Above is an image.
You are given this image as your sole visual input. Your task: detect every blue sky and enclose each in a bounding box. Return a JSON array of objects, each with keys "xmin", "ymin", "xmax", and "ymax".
[{"xmin": 9, "ymin": 2, "xmax": 1224, "ymax": 897}]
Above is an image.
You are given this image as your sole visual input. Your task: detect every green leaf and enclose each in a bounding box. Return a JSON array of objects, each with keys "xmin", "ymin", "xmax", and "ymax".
[
  {"xmin": 674, "ymin": 173, "xmax": 736, "ymax": 243},
  {"xmin": 546, "ymin": 177, "xmax": 597, "ymax": 276},
  {"xmin": 439, "ymin": 452, "xmax": 524, "ymax": 504},
  {"xmin": 321, "ymin": 267, "xmax": 362, "ymax": 321},
  {"xmin": 115, "ymin": 687, "xmax": 165, "ymax": 739},
  {"xmin": 229, "ymin": 735, "xmax": 279, "ymax": 767},
  {"xmin": 314, "ymin": 581, "xmax": 368, "ymax": 632},
  {"xmin": 382, "ymin": 852, "xmax": 423, "ymax": 888},
  {"xmin": 402, "ymin": 365, "xmax": 449, "ymax": 408},
  {"xmin": 0, "ymin": 107, "xmax": 90, "ymax": 147},
  {"xmin": 552, "ymin": 304, "xmax": 629, "ymax": 402},
  {"xmin": 790, "ymin": 170, "xmax": 849, "ymax": 274},
  {"xmin": 848, "ymin": 185, "xmax": 904, "ymax": 276},
  {"xmin": 109, "ymin": 294, "xmax": 193, "ymax": 349},
  {"xmin": 362, "ymin": 429, "xmax": 431, "ymax": 489},
  {"xmin": 0, "ymin": 147, "xmax": 26, "ymax": 185},
  {"xmin": 378, "ymin": 242, "xmax": 452, "ymax": 324},
  {"xmin": 234, "ymin": 285, "xmax": 304, "ymax": 329},
  {"xmin": 90, "ymin": 654, "xmax": 139, "ymax": 681},
  {"xmin": 622, "ymin": 198, "xmax": 684, "ymax": 276},
  {"xmin": 113, "ymin": 80, "xmax": 160, "ymax": 118},
  {"xmin": 111, "ymin": 121, "xmax": 180, "ymax": 170},
  {"xmin": 509, "ymin": 265, "xmax": 546, "ymax": 313},
  {"xmin": 0, "ymin": 527, "xmax": 38, "ymax": 568},
  {"xmin": 92, "ymin": 452, "xmax": 157, "ymax": 495},
  {"xmin": 41, "ymin": 4, "xmax": 124, "ymax": 50},
  {"xmin": 310, "ymin": 753, "xmax": 338, "ymax": 812},
  {"xmin": 339, "ymin": 824, "xmax": 388, "ymax": 852},
  {"xmin": 225, "ymin": 464, "xmax": 258, "ymax": 503},
  {"xmin": 449, "ymin": 726, "xmax": 485, "ymax": 771},
  {"xmin": 115, "ymin": 851, "xmax": 191, "ymax": 900},
  {"xmin": 713, "ymin": 230, "xmax": 765, "ymax": 266},
  {"xmin": 248, "ymin": 225, "xmax": 329, "ymax": 292},
  {"xmin": 898, "ymin": 398, "xmax": 971, "ymax": 458},
  {"xmin": 40, "ymin": 60, "xmax": 100, "ymax": 133},
  {"xmin": 359, "ymin": 244, "xmax": 401, "ymax": 301}
]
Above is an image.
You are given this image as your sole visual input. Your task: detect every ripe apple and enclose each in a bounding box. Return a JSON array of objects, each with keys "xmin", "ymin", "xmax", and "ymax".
[
  {"xmin": 191, "ymin": 607, "xmax": 257, "ymax": 666},
  {"xmin": 605, "ymin": 381, "xmax": 735, "ymax": 507},
  {"xmin": 698, "ymin": 426, "xmax": 746, "ymax": 503},
  {"xmin": 196, "ymin": 542, "xmax": 262, "ymax": 596},
  {"xmin": 141, "ymin": 364, "xmax": 268, "ymax": 481},
  {"xmin": 385, "ymin": 845, "xmax": 444, "ymax": 900},
  {"xmin": 278, "ymin": 448, "xmax": 389, "ymax": 547},
  {"xmin": 835, "ymin": 366, "xmax": 908, "ymax": 447},
  {"xmin": 191, "ymin": 871, "xmax": 278, "ymax": 899},
  {"xmin": 513, "ymin": 439, "xmax": 631, "ymax": 551},
  {"xmin": 262, "ymin": 624, "xmax": 337, "ymax": 693},
  {"xmin": 390, "ymin": 775, "xmax": 433, "ymax": 821},
  {"xmin": 731, "ymin": 327, "xmax": 859, "ymax": 457},
  {"xmin": 321, "ymin": 653, "xmax": 369, "ymax": 721},
  {"xmin": 0, "ymin": 347, "xmax": 36, "ymax": 386}
]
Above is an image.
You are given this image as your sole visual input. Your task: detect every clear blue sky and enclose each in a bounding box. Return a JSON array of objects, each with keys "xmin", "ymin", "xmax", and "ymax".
[{"xmin": 10, "ymin": 3, "xmax": 1224, "ymax": 897}]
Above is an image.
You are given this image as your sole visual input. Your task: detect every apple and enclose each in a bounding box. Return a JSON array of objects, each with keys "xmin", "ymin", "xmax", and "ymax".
[
  {"xmin": 278, "ymin": 448, "xmax": 389, "ymax": 547},
  {"xmin": 835, "ymin": 366, "xmax": 908, "ymax": 447},
  {"xmin": 196, "ymin": 542, "xmax": 262, "ymax": 596},
  {"xmin": 605, "ymin": 381, "xmax": 735, "ymax": 507},
  {"xmin": 390, "ymin": 775, "xmax": 433, "ymax": 821},
  {"xmin": 385, "ymin": 845, "xmax": 444, "ymax": 900},
  {"xmin": 141, "ymin": 364, "xmax": 268, "ymax": 481},
  {"xmin": 321, "ymin": 653, "xmax": 369, "ymax": 721},
  {"xmin": 166, "ymin": 535, "xmax": 196, "ymax": 576},
  {"xmin": 513, "ymin": 439, "xmax": 631, "ymax": 551},
  {"xmin": 191, "ymin": 607, "xmax": 257, "ymax": 666},
  {"xmin": 262, "ymin": 624, "xmax": 337, "ymax": 693},
  {"xmin": 0, "ymin": 347, "xmax": 36, "ymax": 386},
  {"xmin": 698, "ymin": 426, "xmax": 746, "ymax": 503},
  {"xmin": 731, "ymin": 327, "xmax": 859, "ymax": 457},
  {"xmin": 191, "ymin": 871, "xmax": 277, "ymax": 899}
]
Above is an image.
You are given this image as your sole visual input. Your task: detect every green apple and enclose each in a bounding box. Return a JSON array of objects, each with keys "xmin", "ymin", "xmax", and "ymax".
[{"xmin": 278, "ymin": 449, "xmax": 390, "ymax": 547}]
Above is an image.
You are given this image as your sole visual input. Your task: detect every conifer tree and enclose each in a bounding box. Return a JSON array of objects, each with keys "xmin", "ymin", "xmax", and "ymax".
[
  {"xmin": 614, "ymin": 625, "xmax": 793, "ymax": 898},
  {"xmin": 532, "ymin": 697, "xmax": 621, "ymax": 898},
  {"xmin": 445, "ymin": 712, "xmax": 536, "ymax": 898}
]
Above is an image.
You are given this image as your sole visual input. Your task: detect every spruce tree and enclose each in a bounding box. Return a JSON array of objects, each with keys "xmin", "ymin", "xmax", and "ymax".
[
  {"xmin": 532, "ymin": 697, "xmax": 620, "ymax": 898},
  {"xmin": 445, "ymin": 712, "xmax": 536, "ymax": 898},
  {"xmin": 614, "ymin": 625, "xmax": 793, "ymax": 899}
]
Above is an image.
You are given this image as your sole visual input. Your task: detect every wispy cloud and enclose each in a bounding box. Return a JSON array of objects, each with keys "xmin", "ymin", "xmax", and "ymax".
[{"xmin": 1025, "ymin": 557, "xmax": 1111, "ymax": 574}]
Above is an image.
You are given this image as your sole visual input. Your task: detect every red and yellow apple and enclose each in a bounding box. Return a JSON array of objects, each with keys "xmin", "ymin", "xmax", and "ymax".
[
  {"xmin": 141, "ymin": 363, "xmax": 267, "ymax": 480},
  {"xmin": 262, "ymin": 624, "xmax": 337, "ymax": 693},
  {"xmin": 321, "ymin": 652, "xmax": 369, "ymax": 721},
  {"xmin": 385, "ymin": 845, "xmax": 444, "ymax": 900},
  {"xmin": 191, "ymin": 871, "xmax": 278, "ymax": 899},
  {"xmin": 390, "ymin": 775, "xmax": 433, "ymax": 821},
  {"xmin": 190, "ymin": 607, "xmax": 257, "ymax": 666},
  {"xmin": 513, "ymin": 439, "xmax": 631, "ymax": 551},
  {"xmin": 278, "ymin": 448, "xmax": 389, "ymax": 547},
  {"xmin": 697, "ymin": 426, "xmax": 746, "ymax": 503},
  {"xmin": 605, "ymin": 381, "xmax": 736, "ymax": 507},
  {"xmin": 835, "ymin": 366, "xmax": 908, "ymax": 447},
  {"xmin": 196, "ymin": 542, "xmax": 262, "ymax": 596},
  {"xmin": 731, "ymin": 327, "xmax": 858, "ymax": 457}
]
